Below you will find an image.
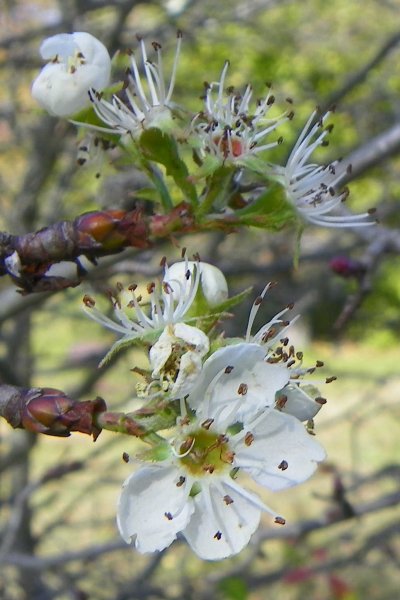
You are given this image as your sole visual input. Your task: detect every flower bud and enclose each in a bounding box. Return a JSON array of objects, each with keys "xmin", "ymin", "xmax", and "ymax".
[
  {"xmin": 165, "ymin": 261, "xmax": 228, "ymax": 307},
  {"xmin": 76, "ymin": 209, "xmax": 150, "ymax": 251},
  {"xmin": 32, "ymin": 32, "xmax": 111, "ymax": 117},
  {"xmin": 329, "ymin": 256, "xmax": 366, "ymax": 278},
  {"xmin": 21, "ymin": 388, "xmax": 106, "ymax": 439}
]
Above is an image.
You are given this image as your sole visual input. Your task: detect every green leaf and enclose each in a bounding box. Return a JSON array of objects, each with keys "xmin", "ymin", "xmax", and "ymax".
[
  {"xmin": 139, "ymin": 128, "xmax": 198, "ymax": 206},
  {"xmin": 197, "ymin": 165, "xmax": 236, "ymax": 216},
  {"xmin": 235, "ymin": 184, "xmax": 297, "ymax": 230},
  {"xmin": 218, "ymin": 577, "xmax": 248, "ymax": 600}
]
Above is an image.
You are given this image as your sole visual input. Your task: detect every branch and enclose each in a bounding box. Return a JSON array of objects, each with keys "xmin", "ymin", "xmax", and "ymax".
[
  {"xmin": 0, "ymin": 204, "xmax": 195, "ymax": 294},
  {"xmin": 339, "ymin": 122, "xmax": 400, "ymax": 184},
  {"xmin": 321, "ymin": 30, "xmax": 400, "ymax": 113}
]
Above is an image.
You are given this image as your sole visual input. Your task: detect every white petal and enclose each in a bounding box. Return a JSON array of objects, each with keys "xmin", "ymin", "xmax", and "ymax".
[
  {"xmin": 149, "ymin": 329, "xmax": 173, "ymax": 376},
  {"xmin": 165, "ymin": 261, "xmax": 228, "ymax": 307},
  {"xmin": 198, "ymin": 263, "xmax": 228, "ymax": 306},
  {"xmin": 212, "ymin": 359, "xmax": 289, "ymax": 423},
  {"xmin": 188, "ymin": 343, "xmax": 289, "ymax": 425},
  {"xmin": 182, "ymin": 481, "xmax": 261, "ymax": 560},
  {"xmin": 40, "ymin": 33, "xmax": 78, "ymax": 61},
  {"xmin": 170, "ymin": 351, "xmax": 204, "ymax": 398},
  {"xmin": 187, "ymin": 343, "xmax": 267, "ymax": 411},
  {"xmin": 173, "ymin": 322, "xmax": 210, "ymax": 356},
  {"xmin": 277, "ymin": 383, "xmax": 322, "ymax": 421},
  {"xmin": 234, "ymin": 410, "xmax": 326, "ymax": 491},
  {"xmin": 117, "ymin": 465, "xmax": 194, "ymax": 553}
]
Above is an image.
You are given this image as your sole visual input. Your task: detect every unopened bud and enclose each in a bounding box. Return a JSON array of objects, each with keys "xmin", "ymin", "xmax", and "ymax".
[
  {"xmin": 21, "ymin": 388, "xmax": 106, "ymax": 439},
  {"xmin": 329, "ymin": 256, "xmax": 366, "ymax": 279},
  {"xmin": 76, "ymin": 210, "xmax": 126, "ymax": 250},
  {"xmin": 165, "ymin": 260, "xmax": 228, "ymax": 307}
]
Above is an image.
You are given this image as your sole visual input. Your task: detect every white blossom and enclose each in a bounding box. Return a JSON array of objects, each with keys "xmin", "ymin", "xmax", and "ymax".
[
  {"xmin": 279, "ymin": 110, "xmax": 374, "ymax": 227},
  {"xmin": 32, "ymin": 32, "xmax": 111, "ymax": 117},
  {"xmin": 186, "ymin": 283, "xmax": 324, "ymax": 423},
  {"xmin": 191, "ymin": 61, "xmax": 291, "ymax": 168},
  {"xmin": 118, "ymin": 359, "xmax": 326, "ymax": 560},
  {"xmin": 164, "ymin": 260, "xmax": 228, "ymax": 307},
  {"xmin": 83, "ymin": 260, "xmax": 205, "ymax": 366},
  {"xmin": 149, "ymin": 322, "xmax": 209, "ymax": 398},
  {"xmin": 86, "ymin": 33, "xmax": 182, "ymax": 137}
]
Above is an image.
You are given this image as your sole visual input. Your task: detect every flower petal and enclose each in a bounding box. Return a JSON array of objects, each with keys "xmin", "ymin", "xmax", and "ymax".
[
  {"xmin": 234, "ymin": 410, "xmax": 326, "ymax": 491},
  {"xmin": 188, "ymin": 343, "xmax": 289, "ymax": 424},
  {"xmin": 173, "ymin": 322, "xmax": 210, "ymax": 356},
  {"xmin": 187, "ymin": 343, "xmax": 266, "ymax": 411},
  {"xmin": 32, "ymin": 32, "xmax": 111, "ymax": 117},
  {"xmin": 117, "ymin": 465, "xmax": 193, "ymax": 553},
  {"xmin": 277, "ymin": 383, "xmax": 322, "ymax": 421},
  {"xmin": 165, "ymin": 261, "xmax": 228, "ymax": 307},
  {"xmin": 170, "ymin": 350, "xmax": 203, "ymax": 398},
  {"xmin": 182, "ymin": 481, "xmax": 261, "ymax": 560}
]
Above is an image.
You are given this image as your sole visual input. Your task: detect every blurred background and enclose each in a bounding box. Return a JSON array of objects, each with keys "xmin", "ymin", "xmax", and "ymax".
[{"xmin": 1, "ymin": 0, "xmax": 400, "ymax": 598}]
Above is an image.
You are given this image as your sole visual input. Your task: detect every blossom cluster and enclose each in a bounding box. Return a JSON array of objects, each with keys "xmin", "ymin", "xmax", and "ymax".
[
  {"xmin": 31, "ymin": 32, "xmax": 375, "ymax": 229},
  {"xmin": 84, "ymin": 259, "xmax": 327, "ymax": 560}
]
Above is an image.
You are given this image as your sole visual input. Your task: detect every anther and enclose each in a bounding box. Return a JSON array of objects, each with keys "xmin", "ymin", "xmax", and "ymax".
[
  {"xmin": 122, "ymin": 452, "xmax": 130, "ymax": 463},
  {"xmin": 244, "ymin": 432, "xmax": 254, "ymax": 446},
  {"xmin": 223, "ymin": 495, "xmax": 234, "ymax": 505},
  {"xmin": 254, "ymin": 296, "xmax": 263, "ymax": 306},
  {"xmin": 217, "ymin": 434, "xmax": 229, "ymax": 444},
  {"xmin": 225, "ymin": 365, "xmax": 234, "ymax": 374},
  {"xmin": 238, "ymin": 383, "xmax": 248, "ymax": 396},
  {"xmin": 180, "ymin": 436, "xmax": 194, "ymax": 453},
  {"xmin": 164, "ymin": 512, "xmax": 173, "ymax": 521},
  {"xmin": 203, "ymin": 464, "xmax": 215, "ymax": 474},
  {"xmin": 128, "ymin": 283, "xmax": 137, "ymax": 292},
  {"xmin": 214, "ymin": 531, "xmax": 222, "ymax": 540},
  {"xmin": 163, "ymin": 282, "xmax": 172, "ymax": 294},
  {"xmin": 274, "ymin": 516, "xmax": 286, "ymax": 525},
  {"xmin": 201, "ymin": 418, "xmax": 214, "ymax": 430},
  {"xmin": 276, "ymin": 394, "xmax": 287, "ymax": 409},
  {"xmin": 316, "ymin": 360, "xmax": 324, "ymax": 367},
  {"xmin": 315, "ymin": 397, "xmax": 327, "ymax": 405},
  {"xmin": 83, "ymin": 294, "xmax": 95, "ymax": 308},
  {"xmin": 325, "ymin": 376, "xmax": 337, "ymax": 384},
  {"xmin": 278, "ymin": 460, "xmax": 288, "ymax": 471},
  {"xmin": 221, "ymin": 450, "xmax": 235, "ymax": 464},
  {"xmin": 176, "ymin": 476, "xmax": 186, "ymax": 487}
]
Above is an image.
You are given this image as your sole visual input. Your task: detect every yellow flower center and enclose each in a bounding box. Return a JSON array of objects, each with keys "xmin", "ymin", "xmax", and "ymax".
[{"xmin": 178, "ymin": 429, "xmax": 234, "ymax": 477}]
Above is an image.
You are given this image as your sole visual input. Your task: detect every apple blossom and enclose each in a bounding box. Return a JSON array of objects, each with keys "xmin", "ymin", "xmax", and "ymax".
[{"xmin": 32, "ymin": 32, "xmax": 111, "ymax": 117}]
